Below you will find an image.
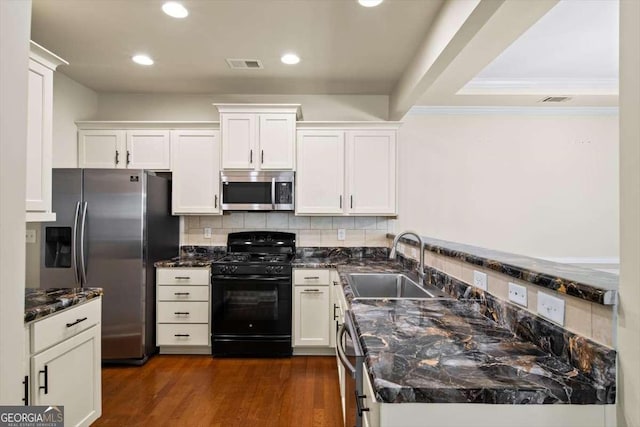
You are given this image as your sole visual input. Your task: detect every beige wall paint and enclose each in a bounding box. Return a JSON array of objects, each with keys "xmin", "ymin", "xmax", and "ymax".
[
  {"xmin": 96, "ymin": 93, "xmax": 389, "ymax": 121},
  {"xmin": 182, "ymin": 213, "xmax": 394, "ymax": 248},
  {"xmin": 52, "ymin": 72, "xmax": 98, "ymax": 167},
  {"xmin": 397, "ymin": 112, "xmax": 619, "ymax": 259},
  {"xmin": 618, "ymin": 1, "xmax": 640, "ymax": 425},
  {"xmin": 0, "ymin": 0, "xmax": 30, "ymax": 403}
]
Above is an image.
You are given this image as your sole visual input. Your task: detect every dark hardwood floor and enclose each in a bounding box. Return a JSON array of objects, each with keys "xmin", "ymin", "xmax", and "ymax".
[{"xmin": 95, "ymin": 355, "xmax": 344, "ymax": 427}]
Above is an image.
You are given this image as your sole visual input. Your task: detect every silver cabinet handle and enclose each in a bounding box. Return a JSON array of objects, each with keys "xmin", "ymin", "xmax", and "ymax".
[{"xmin": 304, "ymin": 276, "xmax": 320, "ymax": 280}]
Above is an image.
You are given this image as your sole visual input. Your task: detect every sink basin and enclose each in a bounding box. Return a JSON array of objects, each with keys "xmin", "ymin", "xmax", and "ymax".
[{"xmin": 346, "ymin": 273, "xmax": 449, "ymax": 299}]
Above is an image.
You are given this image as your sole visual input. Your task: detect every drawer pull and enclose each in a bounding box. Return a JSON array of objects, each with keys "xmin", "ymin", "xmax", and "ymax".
[
  {"xmin": 174, "ymin": 292, "xmax": 190, "ymax": 296},
  {"xmin": 174, "ymin": 276, "xmax": 191, "ymax": 280},
  {"xmin": 304, "ymin": 276, "xmax": 320, "ymax": 280},
  {"xmin": 174, "ymin": 334, "xmax": 190, "ymax": 337},
  {"xmin": 174, "ymin": 312, "xmax": 190, "ymax": 315},
  {"xmin": 66, "ymin": 317, "xmax": 88, "ymax": 328},
  {"xmin": 39, "ymin": 366, "xmax": 49, "ymax": 395},
  {"xmin": 302, "ymin": 289, "xmax": 320, "ymax": 293}
]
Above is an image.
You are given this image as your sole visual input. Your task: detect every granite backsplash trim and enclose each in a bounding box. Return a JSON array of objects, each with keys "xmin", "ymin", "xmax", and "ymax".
[
  {"xmin": 389, "ymin": 234, "xmax": 617, "ymax": 305},
  {"xmin": 423, "ymin": 264, "xmax": 616, "ymax": 402}
]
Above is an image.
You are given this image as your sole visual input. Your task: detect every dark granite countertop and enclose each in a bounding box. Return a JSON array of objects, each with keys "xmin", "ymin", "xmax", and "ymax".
[
  {"xmin": 25, "ymin": 287, "xmax": 103, "ymax": 323},
  {"xmin": 351, "ymin": 299, "xmax": 612, "ymax": 404},
  {"xmin": 154, "ymin": 256, "xmax": 218, "ymax": 268},
  {"xmin": 296, "ymin": 255, "xmax": 616, "ymax": 405},
  {"xmin": 389, "ymin": 234, "xmax": 618, "ymax": 305}
]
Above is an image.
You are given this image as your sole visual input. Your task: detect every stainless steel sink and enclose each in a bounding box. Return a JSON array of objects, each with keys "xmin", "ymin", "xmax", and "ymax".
[{"xmin": 346, "ymin": 273, "xmax": 449, "ymax": 299}]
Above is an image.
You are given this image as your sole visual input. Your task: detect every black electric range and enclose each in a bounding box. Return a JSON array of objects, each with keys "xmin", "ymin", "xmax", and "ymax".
[{"xmin": 211, "ymin": 231, "xmax": 296, "ymax": 357}]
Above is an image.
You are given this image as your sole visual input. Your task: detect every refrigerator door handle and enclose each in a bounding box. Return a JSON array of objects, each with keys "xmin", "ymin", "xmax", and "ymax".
[
  {"xmin": 71, "ymin": 202, "xmax": 81, "ymax": 285},
  {"xmin": 79, "ymin": 201, "xmax": 88, "ymax": 285}
]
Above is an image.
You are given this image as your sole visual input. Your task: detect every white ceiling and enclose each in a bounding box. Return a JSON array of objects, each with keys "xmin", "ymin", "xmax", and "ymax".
[
  {"xmin": 31, "ymin": 0, "xmax": 443, "ymax": 94},
  {"xmin": 450, "ymin": 0, "xmax": 619, "ymax": 105}
]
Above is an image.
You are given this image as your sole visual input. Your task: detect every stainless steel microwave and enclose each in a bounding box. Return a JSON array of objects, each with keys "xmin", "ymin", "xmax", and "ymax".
[{"xmin": 220, "ymin": 171, "xmax": 294, "ymax": 211}]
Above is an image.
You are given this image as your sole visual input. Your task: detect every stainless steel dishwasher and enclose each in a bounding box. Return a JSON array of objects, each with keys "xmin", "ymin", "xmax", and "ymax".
[{"xmin": 336, "ymin": 310, "xmax": 367, "ymax": 427}]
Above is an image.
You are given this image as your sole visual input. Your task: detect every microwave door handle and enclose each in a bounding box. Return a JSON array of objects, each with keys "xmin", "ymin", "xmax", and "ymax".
[{"xmin": 271, "ymin": 177, "xmax": 276, "ymax": 209}]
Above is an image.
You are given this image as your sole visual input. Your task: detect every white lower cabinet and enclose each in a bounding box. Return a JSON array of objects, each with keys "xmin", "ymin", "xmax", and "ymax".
[
  {"xmin": 292, "ymin": 269, "xmax": 335, "ymax": 350},
  {"xmin": 26, "ymin": 298, "xmax": 102, "ymax": 427},
  {"xmin": 156, "ymin": 267, "xmax": 211, "ymax": 354}
]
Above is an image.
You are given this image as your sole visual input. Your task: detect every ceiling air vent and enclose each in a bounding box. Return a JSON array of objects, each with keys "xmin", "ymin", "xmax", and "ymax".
[
  {"xmin": 226, "ymin": 58, "xmax": 264, "ymax": 69},
  {"xmin": 539, "ymin": 96, "xmax": 572, "ymax": 103}
]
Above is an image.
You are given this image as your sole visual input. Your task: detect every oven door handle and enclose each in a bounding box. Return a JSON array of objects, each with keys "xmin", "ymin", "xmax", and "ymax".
[{"xmin": 212, "ymin": 275, "xmax": 290, "ymax": 281}]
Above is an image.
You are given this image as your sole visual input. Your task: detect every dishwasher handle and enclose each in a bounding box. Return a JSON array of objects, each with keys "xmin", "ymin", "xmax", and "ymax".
[{"xmin": 336, "ymin": 323, "xmax": 356, "ymax": 376}]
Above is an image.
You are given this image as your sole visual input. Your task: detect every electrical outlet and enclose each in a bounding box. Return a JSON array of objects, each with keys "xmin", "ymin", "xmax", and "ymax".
[
  {"xmin": 203, "ymin": 227, "xmax": 212, "ymax": 239},
  {"xmin": 473, "ymin": 271, "xmax": 488, "ymax": 290},
  {"xmin": 337, "ymin": 229, "xmax": 346, "ymax": 241},
  {"xmin": 25, "ymin": 229, "xmax": 37, "ymax": 244},
  {"xmin": 508, "ymin": 282, "xmax": 527, "ymax": 307},
  {"xmin": 537, "ymin": 292, "xmax": 565, "ymax": 325}
]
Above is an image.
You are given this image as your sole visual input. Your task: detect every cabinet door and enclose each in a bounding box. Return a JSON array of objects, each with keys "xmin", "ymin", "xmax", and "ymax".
[
  {"xmin": 26, "ymin": 59, "xmax": 53, "ymax": 212},
  {"xmin": 346, "ymin": 130, "xmax": 397, "ymax": 215},
  {"xmin": 126, "ymin": 130, "xmax": 171, "ymax": 170},
  {"xmin": 31, "ymin": 325, "xmax": 101, "ymax": 427},
  {"xmin": 171, "ymin": 130, "xmax": 221, "ymax": 214},
  {"xmin": 296, "ymin": 130, "xmax": 345, "ymax": 215},
  {"xmin": 258, "ymin": 114, "xmax": 295, "ymax": 170},
  {"xmin": 293, "ymin": 286, "xmax": 330, "ymax": 347},
  {"xmin": 221, "ymin": 113, "xmax": 256, "ymax": 169},
  {"xmin": 78, "ymin": 130, "xmax": 126, "ymax": 168}
]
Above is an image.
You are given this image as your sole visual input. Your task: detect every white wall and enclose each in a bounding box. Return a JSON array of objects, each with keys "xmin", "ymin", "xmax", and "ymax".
[
  {"xmin": 52, "ymin": 72, "xmax": 98, "ymax": 167},
  {"xmin": 0, "ymin": 0, "xmax": 30, "ymax": 404},
  {"xmin": 397, "ymin": 110, "xmax": 619, "ymax": 259},
  {"xmin": 96, "ymin": 93, "xmax": 389, "ymax": 121},
  {"xmin": 618, "ymin": 1, "xmax": 640, "ymax": 425}
]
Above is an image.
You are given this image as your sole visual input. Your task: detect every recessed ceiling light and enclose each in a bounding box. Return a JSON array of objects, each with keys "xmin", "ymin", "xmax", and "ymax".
[
  {"xmin": 132, "ymin": 54, "xmax": 154, "ymax": 66},
  {"xmin": 281, "ymin": 53, "xmax": 300, "ymax": 65},
  {"xmin": 162, "ymin": 2, "xmax": 188, "ymax": 18},
  {"xmin": 358, "ymin": 0, "xmax": 384, "ymax": 7}
]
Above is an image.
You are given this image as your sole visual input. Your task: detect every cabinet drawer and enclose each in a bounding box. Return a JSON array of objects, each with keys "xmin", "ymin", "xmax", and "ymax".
[
  {"xmin": 156, "ymin": 268, "xmax": 210, "ymax": 285},
  {"xmin": 157, "ymin": 301, "xmax": 209, "ymax": 323},
  {"xmin": 31, "ymin": 298, "xmax": 101, "ymax": 354},
  {"xmin": 157, "ymin": 324, "xmax": 209, "ymax": 346},
  {"xmin": 293, "ymin": 269, "xmax": 330, "ymax": 286},
  {"xmin": 158, "ymin": 285, "xmax": 209, "ymax": 301}
]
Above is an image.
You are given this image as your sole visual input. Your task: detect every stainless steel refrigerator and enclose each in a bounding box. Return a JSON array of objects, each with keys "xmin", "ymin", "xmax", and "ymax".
[{"xmin": 40, "ymin": 169, "xmax": 179, "ymax": 364}]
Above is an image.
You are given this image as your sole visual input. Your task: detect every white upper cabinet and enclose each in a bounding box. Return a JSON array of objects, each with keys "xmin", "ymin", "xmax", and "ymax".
[
  {"xmin": 346, "ymin": 130, "xmax": 397, "ymax": 215},
  {"xmin": 26, "ymin": 42, "xmax": 67, "ymax": 222},
  {"xmin": 171, "ymin": 130, "xmax": 221, "ymax": 215},
  {"xmin": 295, "ymin": 123, "xmax": 399, "ymax": 216},
  {"xmin": 78, "ymin": 127, "xmax": 171, "ymax": 170},
  {"xmin": 215, "ymin": 104, "xmax": 300, "ymax": 171},
  {"xmin": 296, "ymin": 130, "xmax": 345, "ymax": 214},
  {"xmin": 126, "ymin": 130, "xmax": 171, "ymax": 169},
  {"xmin": 78, "ymin": 130, "xmax": 125, "ymax": 168}
]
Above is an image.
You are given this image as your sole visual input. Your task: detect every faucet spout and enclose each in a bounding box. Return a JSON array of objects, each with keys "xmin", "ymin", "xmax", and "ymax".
[{"xmin": 389, "ymin": 231, "xmax": 425, "ymax": 281}]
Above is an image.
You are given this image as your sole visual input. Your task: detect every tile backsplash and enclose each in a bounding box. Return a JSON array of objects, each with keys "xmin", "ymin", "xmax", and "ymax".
[{"xmin": 181, "ymin": 213, "xmax": 396, "ymax": 247}]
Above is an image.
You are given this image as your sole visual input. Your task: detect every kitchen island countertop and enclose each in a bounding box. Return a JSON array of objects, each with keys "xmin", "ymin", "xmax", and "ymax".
[{"xmin": 25, "ymin": 287, "xmax": 103, "ymax": 323}]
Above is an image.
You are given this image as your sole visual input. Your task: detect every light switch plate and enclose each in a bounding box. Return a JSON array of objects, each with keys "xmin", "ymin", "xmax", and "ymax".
[
  {"xmin": 508, "ymin": 282, "xmax": 527, "ymax": 307},
  {"xmin": 337, "ymin": 229, "xmax": 346, "ymax": 241},
  {"xmin": 203, "ymin": 227, "xmax": 212, "ymax": 239},
  {"xmin": 473, "ymin": 271, "xmax": 488, "ymax": 290},
  {"xmin": 25, "ymin": 229, "xmax": 37, "ymax": 244},
  {"xmin": 537, "ymin": 292, "xmax": 565, "ymax": 325}
]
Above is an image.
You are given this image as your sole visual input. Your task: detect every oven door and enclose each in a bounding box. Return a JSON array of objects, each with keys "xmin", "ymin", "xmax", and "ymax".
[{"xmin": 212, "ymin": 275, "xmax": 292, "ymax": 337}]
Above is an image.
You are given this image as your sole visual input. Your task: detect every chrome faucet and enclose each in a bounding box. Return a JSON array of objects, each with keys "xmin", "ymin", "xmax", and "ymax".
[{"xmin": 389, "ymin": 231, "xmax": 425, "ymax": 281}]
